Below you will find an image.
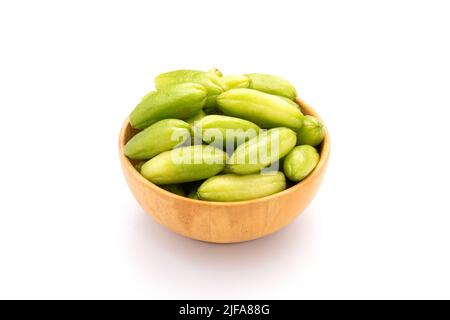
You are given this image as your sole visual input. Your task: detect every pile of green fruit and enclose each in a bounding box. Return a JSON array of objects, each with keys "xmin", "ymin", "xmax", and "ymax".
[{"xmin": 125, "ymin": 68, "xmax": 325, "ymax": 202}]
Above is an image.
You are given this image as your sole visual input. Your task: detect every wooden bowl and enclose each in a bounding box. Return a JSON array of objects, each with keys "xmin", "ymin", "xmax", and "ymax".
[{"xmin": 119, "ymin": 97, "xmax": 330, "ymax": 243}]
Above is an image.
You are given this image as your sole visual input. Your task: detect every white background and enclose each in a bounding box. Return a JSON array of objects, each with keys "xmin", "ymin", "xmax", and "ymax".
[{"xmin": 1, "ymin": 0, "xmax": 449, "ymax": 299}]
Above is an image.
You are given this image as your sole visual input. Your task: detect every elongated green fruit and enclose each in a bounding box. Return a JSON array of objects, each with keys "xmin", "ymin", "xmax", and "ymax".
[
  {"xmin": 196, "ymin": 115, "xmax": 260, "ymax": 147},
  {"xmin": 217, "ymin": 89, "xmax": 303, "ymax": 130},
  {"xmin": 228, "ymin": 127, "xmax": 297, "ymax": 174},
  {"xmin": 198, "ymin": 172, "xmax": 286, "ymax": 202},
  {"xmin": 283, "ymin": 145, "xmax": 320, "ymax": 181},
  {"xmin": 161, "ymin": 184, "xmax": 186, "ymax": 197},
  {"xmin": 125, "ymin": 119, "xmax": 191, "ymax": 160},
  {"xmin": 130, "ymin": 83, "xmax": 207, "ymax": 129},
  {"xmin": 141, "ymin": 145, "xmax": 227, "ymax": 185},
  {"xmin": 222, "ymin": 75, "xmax": 250, "ymax": 90},
  {"xmin": 155, "ymin": 69, "xmax": 225, "ymax": 108},
  {"xmin": 296, "ymin": 115, "xmax": 325, "ymax": 146},
  {"xmin": 186, "ymin": 109, "xmax": 206, "ymax": 125},
  {"xmin": 246, "ymin": 73, "xmax": 297, "ymax": 100}
]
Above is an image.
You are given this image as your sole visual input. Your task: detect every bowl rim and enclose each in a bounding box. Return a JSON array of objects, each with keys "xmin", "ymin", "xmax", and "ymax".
[{"xmin": 119, "ymin": 97, "xmax": 330, "ymax": 206}]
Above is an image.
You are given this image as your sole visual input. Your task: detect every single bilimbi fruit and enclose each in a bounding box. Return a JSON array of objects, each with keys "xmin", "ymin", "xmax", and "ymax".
[
  {"xmin": 198, "ymin": 172, "xmax": 287, "ymax": 202},
  {"xmin": 217, "ymin": 89, "xmax": 303, "ymax": 130},
  {"xmin": 125, "ymin": 119, "xmax": 191, "ymax": 160},
  {"xmin": 227, "ymin": 127, "xmax": 297, "ymax": 174},
  {"xmin": 296, "ymin": 115, "xmax": 325, "ymax": 147},
  {"xmin": 283, "ymin": 145, "xmax": 320, "ymax": 181},
  {"xmin": 130, "ymin": 83, "xmax": 207, "ymax": 129},
  {"xmin": 222, "ymin": 75, "xmax": 250, "ymax": 90},
  {"xmin": 246, "ymin": 73, "xmax": 297, "ymax": 100},
  {"xmin": 154, "ymin": 69, "xmax": 225, "ymax": 108},
  {"xmin": 141, "ymin": 145, "xmax": 227, "ymax": 185},
  {"xmin": 195, "ymin": 115, "xmax": 260, "ymax": 148},
  {"xmin": 160, "ymin": 184, "xmax": 186, "ymax": 197}
]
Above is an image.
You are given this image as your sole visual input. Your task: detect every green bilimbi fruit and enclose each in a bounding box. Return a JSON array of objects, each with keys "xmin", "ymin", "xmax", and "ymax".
[
  {"xmin": 186, "ymin": 109, "xmax": 206, "ymax": 125},
  {"xmin": 130, "ymin": 83, "xmax": 207, "ymax": 129},
  {"xmin": 195, "ymin": 115, "xmax": 260, "ymax": 148},
  {"xmin": 141, "ymin": 145, "xmax": 227, "ymax": 185},
  {"xmin": 161, "ymin": 184, "xmax": 186, "ymax": 197},
  {"xmin": 222, "ymin": 75, "xmax": 250, "ymax": 90},
  {"xmin": 125, "ymin": 119, "xmax": 191, "ymax": 160},
  {"xmin": 154, "ymin": 69, "xmax": 225, "ymax": 108},
  {"xmin": 227, "ymin": 127, "xmax": 297, "ymax": 174},
  {"xmin": 246, "ymin": 73, "xmax": 297, "ymax": 100},
  {"xmin": 283, "ymin": 145, "xmax": 320, "ymax": 181},
  {"xmin": 296, "ymin": 115, "xmax": 325, "ymax": 147},
  {"xmin": 217, "ymin": 89, "xmax": 303, "ymax": 130},
  {"xmin": 198, "ymin": 172, "xmax": 286, "ymax": 202}
]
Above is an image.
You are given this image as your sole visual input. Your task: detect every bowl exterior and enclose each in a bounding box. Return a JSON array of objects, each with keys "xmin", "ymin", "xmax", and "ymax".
[{"xmin": 119, "ymin": 98, "xmax": 329, "ymax": 243}]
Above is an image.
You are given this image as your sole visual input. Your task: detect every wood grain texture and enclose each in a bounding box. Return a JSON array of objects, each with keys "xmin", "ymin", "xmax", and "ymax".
[{"xmin": 119, "ymin": 98, "xmax": 330, "ymax": 243}]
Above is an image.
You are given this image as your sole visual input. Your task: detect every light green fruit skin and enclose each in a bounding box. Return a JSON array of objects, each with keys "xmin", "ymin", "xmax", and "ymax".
[
  {"xmin": 161, "ymin": 184, "xmax": 186, "ymax": 197},
  {"xmin": 246, "ymin": 73, "xmax": 297, "ymax": 100},
  {"xmin": 283, "ymin": 145, "xmax": 320, "ymax": 182},
  {"xmin": 154, "ymin": 70, "xmax": 225, "ymax": 108},
  {"xmin": 130, "ymin": 83, "xmax": 207, "ymax": 129},
  {"xmin": 228, "ymin": 127, "xmax": 297, "ymax": 174},
  {"xmin": 296, "ymin": 115, "xmax": 325, "ymax": 147},
  {"xmin": 222, "ymin": 75, "xmax": 250, "ymax": 90},
  {"xmin": 125, "ymin": 119, "xmax": 191, "ymax": 160},
  {"xmin": 195, "ymin": 115, "xmax": 260, "ymax": 147},
  {"xmin": 217, "ymin": 89, "xmax": 303, "ymax": 130},
  {"xmin": 198, "ymin": 172, "xmax": 287, "ymax": 202},
  {"xmin": 186, "ymin": 110, "xmax": 207, "ymax": 125},
  {"xmin": 141, "ymin": 145, "xmax": 227, "ymax": 185}
]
